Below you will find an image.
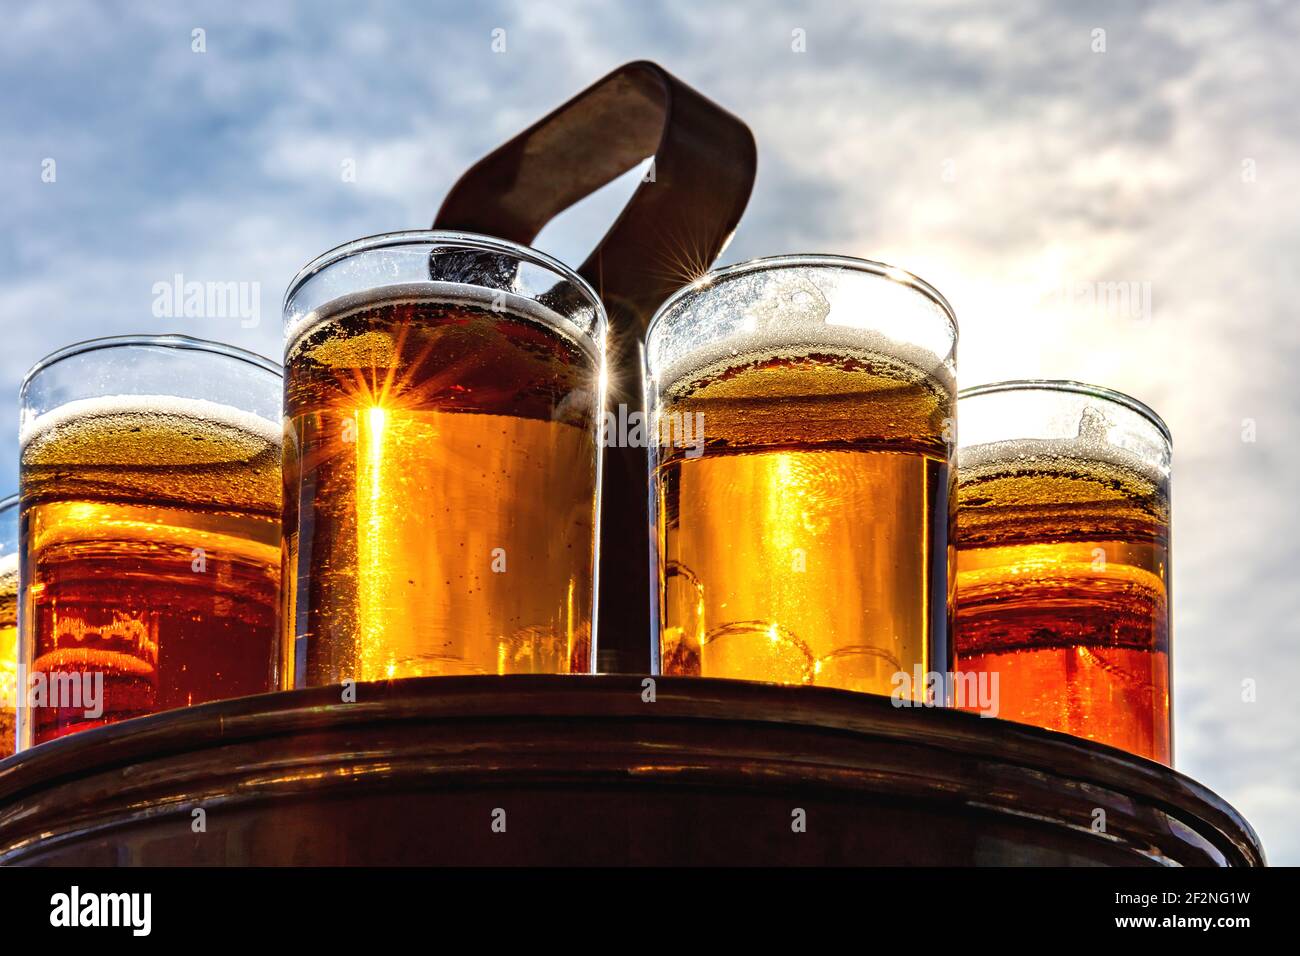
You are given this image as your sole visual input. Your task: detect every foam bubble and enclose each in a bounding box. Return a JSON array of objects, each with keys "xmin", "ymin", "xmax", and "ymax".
[
  {"xmin": 20, "ymin": 394, "xmax": 282, "ymax": 454},
  {"xmin": 662, "ymin": 334, "xmax": 955, "ymax": 404},
  {"xmin": 652, "ymin": 265, "xmax": 955, "ymax": 396},
  {"xmin": 959, "ymin": 435, "xmax": 1168, "ymax": 488},
  {"xmin": 285, "ymin": 281, "xmax": 598, "ymax": 361}
]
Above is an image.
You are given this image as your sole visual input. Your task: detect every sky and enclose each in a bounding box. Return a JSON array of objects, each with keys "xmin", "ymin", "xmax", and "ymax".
[{"xmin": 2, "ymin": 0, "xmax": 1297, "ymax": 862}]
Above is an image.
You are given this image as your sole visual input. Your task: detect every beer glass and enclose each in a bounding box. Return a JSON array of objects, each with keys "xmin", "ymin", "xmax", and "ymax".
[
  {"xmin": 18, "ymin": 335, "xmax": 282, "ymax": 748},
  {"xmin": 955, "ymin": 381, "xmax": 1172, "ymax": 764},
  {"xmin": 0, "ymin": 495, "xmax": 17, "ymax": 757},
  {"xmin": 282, "ymin": 231, "xmax": 605, "ymax": 684},
  {"xmin": 646, "ymin": 255, "xmax": 957, "ymax": 696}
]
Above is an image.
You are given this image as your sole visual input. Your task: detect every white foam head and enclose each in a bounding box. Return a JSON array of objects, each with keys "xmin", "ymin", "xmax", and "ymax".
[
  {"xmin": 20, "ymin": 394, "xmax": 282, "ymax": 453},
  {"xmin": 959, "ymin": 435, "xmax": 1167, "ymax": 487},
  {"xmin": 648, "ymin": 260, "xmax": 956, "ymax": 395},
  {"xmin": 958, "ymin": 388, "xmax": 1171, "ymax": 484},
  {"xmin": 285, "ymin": 281, "xmax": 601, "ymax": 361}
]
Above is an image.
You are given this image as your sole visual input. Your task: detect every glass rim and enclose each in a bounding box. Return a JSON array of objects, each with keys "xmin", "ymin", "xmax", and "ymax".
[
  {"xmin": 20, "ymin": 333, "xmax": 281, "ymax": 399},
  {"xmin": 959, "ymin": 378, "xmax": 1172, "ymax": 445},
  {"xmin": 282, "ymin": 228, "xmax": 605, "ymax": 330},
  {"xmin": 645, "ymin": 253, "xmax": 958, "ymax": 346},
  {"xmin": 0, "ymin": 493, "xmax": 16, "ymax": 512}
]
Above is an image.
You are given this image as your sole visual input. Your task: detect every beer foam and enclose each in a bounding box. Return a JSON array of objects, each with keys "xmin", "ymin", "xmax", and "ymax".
[
  {"xmin": 285, "ymin": 281, "xmax": 599, "ymax": 361},
  {"xmin": 0, "ymin": 552, "xmax": 16, "ymax": 592},
  {"xmin": 20, "ymin": 394, "xmax": 281, "ymax": 458},
  {"xmin": 959, "ymin": 435, "xmax": 1168, "ymax": 488},
  {"xmin": 660, "ymin": 332, "xmax": 956, "ymax": 403},
  {"xmin": 652, "ymin": 267, "xmax": 955, "ymax": 398}
]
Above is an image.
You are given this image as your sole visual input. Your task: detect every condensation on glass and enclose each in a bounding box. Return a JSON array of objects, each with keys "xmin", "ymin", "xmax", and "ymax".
[
  {"xmin": 17, "ymin": 336, "xmax": 283, "ymax": 749},
  {"xmin": 645, "ymin": 255, "xmax": 958, "ymax": 697},
  {"xmin": 281, "ymin": 231, "xmax": 606, "ymax": 685},
  {"xmin": 955, "ymin": 380, "xmax": 1173, "ymax": 764}
]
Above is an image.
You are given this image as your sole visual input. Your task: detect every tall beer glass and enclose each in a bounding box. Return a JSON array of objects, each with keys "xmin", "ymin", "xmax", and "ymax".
[
  {"xmin": 647, "ymin": 256, "xmax": 957, "ymax": 696},
  {"xmin": 955, "ymin": 381, "xmax": 1172, "ymax": 764},
  {"xmin": 0, "ymin": 496, "xmax": 17, "ymax": 757},
  {"xmin": 282, "ymin": 231, "xmax": 605, "ymax": 684},
  {"xmin": 18, "ymin": 336, "xmax": 282, "ymax": 748}
]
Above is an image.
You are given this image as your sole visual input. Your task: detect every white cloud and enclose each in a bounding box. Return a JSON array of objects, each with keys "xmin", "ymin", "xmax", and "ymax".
[{"xmin": 1, "ymin": 0, "xmax": 1296, "ymax": 862}]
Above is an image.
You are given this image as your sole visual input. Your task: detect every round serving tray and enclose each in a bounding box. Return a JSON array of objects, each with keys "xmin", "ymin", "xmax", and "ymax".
[{"xmin": 0, "ymin": 675, "xmax": 1263, "ymax": 866}]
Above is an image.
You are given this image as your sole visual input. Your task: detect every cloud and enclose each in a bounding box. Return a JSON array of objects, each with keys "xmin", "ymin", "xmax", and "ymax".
[{"xmin": 1, "ymin": 0, "xmax": 1296, "ymax": 862}]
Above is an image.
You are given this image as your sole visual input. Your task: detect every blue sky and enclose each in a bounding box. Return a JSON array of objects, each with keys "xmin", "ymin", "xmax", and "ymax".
[{"xmin": 3, "ymin": 0, "xmax": 1297, "ymax": 862}]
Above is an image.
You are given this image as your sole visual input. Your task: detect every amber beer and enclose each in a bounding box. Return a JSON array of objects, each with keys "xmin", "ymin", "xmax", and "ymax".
[
  {"xmin": 18, "ymin": 338, "xmax": 282, "ymax": 748},
  {"xmin": 0, "ymin": 556, "xmax": 15, "ymax": 756},
  {"xmin": 281, "ymin": 234, "xmax": 604, "ymax": 684},
  {"xmin": 954, "ymin": 382, "xmax": 1172, "ymax": 764},
  {"xmin": 0, "ymin": 496, "xmax": 17, "ymax": 758},
  {"xmin": 648, "ymin": 257, "xmax": 957, "ymax": 695}
]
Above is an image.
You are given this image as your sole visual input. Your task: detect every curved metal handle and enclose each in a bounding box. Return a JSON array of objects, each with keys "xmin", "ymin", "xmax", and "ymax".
[{"xmin": 434, "ymin": 60, "xmax": 756, "ymax": 367}]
